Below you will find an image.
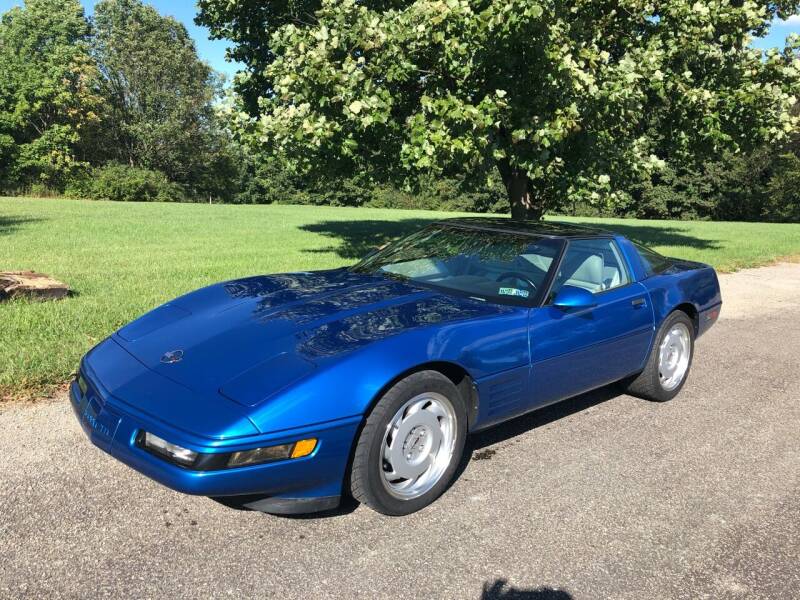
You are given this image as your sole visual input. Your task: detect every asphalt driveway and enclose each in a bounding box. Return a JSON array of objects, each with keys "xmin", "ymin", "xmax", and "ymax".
[{"xmin": 2, "ymin": 263, "xmax": 799, "ymax": 600}]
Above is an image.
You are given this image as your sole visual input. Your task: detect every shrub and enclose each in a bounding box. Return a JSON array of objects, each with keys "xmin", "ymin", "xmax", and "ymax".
[
  {"xmin": 26, "ymin": 183, "xmax": 63, "ymax": 198},
  {"xmin": 67, "ymin": 163, "xmax": 185, "ymax": 202},
  {"xmin": 232, "ymin": 158, "xmax": 303, "ymax": 204},
  {"xmin": 763, "ymin": 153, "xmax": 800, "ymax": 222}
]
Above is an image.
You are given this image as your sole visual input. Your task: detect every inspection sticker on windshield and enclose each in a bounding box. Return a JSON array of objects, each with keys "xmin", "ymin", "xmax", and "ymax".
[{"xmin": 498, "ymin": 287, "xmax": 529, "ymax": 298}]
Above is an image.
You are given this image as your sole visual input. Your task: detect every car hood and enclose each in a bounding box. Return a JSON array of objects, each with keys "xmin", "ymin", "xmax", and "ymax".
[{"xmin": 113, "ymin": 269, "xmax": 499, "ymax": 409}]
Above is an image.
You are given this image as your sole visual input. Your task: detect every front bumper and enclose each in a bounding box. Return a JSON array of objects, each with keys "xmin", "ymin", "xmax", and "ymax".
[{"xmin": 69, "ymin": 374, "xmax": 361, "ymax": 513}]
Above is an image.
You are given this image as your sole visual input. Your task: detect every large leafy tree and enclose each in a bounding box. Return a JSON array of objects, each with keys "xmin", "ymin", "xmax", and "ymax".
[
  {"xmin": 196, "ymin": 0, "xmax": 406, "ymax": 113},
  {"xmin": 197, "ymin": 0, "xmax": 321, "ymax": 114},
  {"xmin": 92, "ymin": 0, "xmax": 223, "ymax": 189},
  {"xmin": 205, "ymin": 0, "xmax": 800, "ymax": 219},
  {"xmin": 0, "ymin": 0, "xmax": 103, "ymax": 188}
]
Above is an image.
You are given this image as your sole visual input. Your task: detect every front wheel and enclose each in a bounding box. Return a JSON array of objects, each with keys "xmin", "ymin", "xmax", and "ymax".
[
  {"xmin": 350, "ymin": 371, "xmax": 467, "ymax": 516},
  {"xmin": 622, "ymin": 310, "xmax": 695, "ymax": 402}
]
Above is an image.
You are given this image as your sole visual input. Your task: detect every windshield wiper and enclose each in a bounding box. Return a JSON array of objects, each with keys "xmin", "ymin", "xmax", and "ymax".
[{"xmin": 377, "ymin": 270, "xmax": 409, "ymax": 282}]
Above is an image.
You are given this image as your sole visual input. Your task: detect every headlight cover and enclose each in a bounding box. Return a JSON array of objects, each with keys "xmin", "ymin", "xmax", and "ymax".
[
  {"xmin": 137, "ymin": 431, "xmax": 317, "ymax": 471},
  {"xmin": 226, "ymin": 443, "xmax": 293, "ymax": 468},
  {"xmin": 142, "ymin": 432, "xmax": 198, "ymax": 466},
  {"xmin": 226, "ymin": 438, "xmax": 317, "ymax": 468}
]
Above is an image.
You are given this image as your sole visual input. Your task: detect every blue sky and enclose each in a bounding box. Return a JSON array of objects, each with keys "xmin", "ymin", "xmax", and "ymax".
[
  {"xmin": 1, "ymin": 1, "xmax": 798, "ymax": 80},
  {"xmin": 0, "ymin": 0, "xmax": 243, "ymax": 78},
  {"xmin": 751, "ymin": 14, "xmax": 800, "ymax": 51}
]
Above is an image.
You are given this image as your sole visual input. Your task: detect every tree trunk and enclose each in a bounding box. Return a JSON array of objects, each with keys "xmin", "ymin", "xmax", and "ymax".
[
  {"xmin": 497, "ymin": 162, "xmax": 544, "ymax": 221},
  {"xmin": 1, "ymin": 271, "xmax": 69, "ymax": 302}
]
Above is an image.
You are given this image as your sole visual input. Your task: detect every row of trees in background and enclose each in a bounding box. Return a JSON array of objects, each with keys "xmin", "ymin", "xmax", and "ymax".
[
  {"xmin": 2, "ymin": 0, "xmax": 800, "ymax": 222},
  {"xmin": 0, "ymin": 0, "xmax": 503, "ymax": 208},
  {"xmin": 0, "ymin": 0, "xmax": 238, "ymax": 201}
]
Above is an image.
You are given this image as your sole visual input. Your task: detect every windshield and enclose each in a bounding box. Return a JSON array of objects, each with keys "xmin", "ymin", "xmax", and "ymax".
[{"xmin": 351, "ymin": 224, "xmax": 563, "ymax": 305}]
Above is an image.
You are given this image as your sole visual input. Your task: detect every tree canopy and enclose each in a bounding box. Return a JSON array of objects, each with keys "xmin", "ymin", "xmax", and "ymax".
[
  {"xmin": 0, "ymin": 0, "xmax": 102, "ymax": 187},
  {"xmin": 196, "ymin": 0, "xmax": 319, "ymax": 114},
  {"xmin": 0, "ymin": 0, "xmax": 237, "ymax": 200},
  {"xmin": 92, "ymin": 0, "xmax": 226, "ymax": 191},
  {"xmin": 203, "ymin": 0, "xmax": 800, "ymax": 219}
]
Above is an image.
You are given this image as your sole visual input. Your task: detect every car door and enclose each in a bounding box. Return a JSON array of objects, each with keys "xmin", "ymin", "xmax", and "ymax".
[{"xmin": 527, "ymin": 237, "xmax": 655, "ymax": 407}]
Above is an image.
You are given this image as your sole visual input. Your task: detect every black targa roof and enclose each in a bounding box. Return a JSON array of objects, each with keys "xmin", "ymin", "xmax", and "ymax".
[{"xmin": 436, "ymin": 217, "xmax": 613, "ymax": 239}]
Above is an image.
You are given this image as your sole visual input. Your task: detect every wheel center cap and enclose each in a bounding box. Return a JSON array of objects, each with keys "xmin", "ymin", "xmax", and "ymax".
[
  {"xmin": 669, "ymin": 345, "xmax": 679, "ymax": 365},
  {"xmin": 403, "ymin": 426, "xmax": 429, "ymax": 462}
]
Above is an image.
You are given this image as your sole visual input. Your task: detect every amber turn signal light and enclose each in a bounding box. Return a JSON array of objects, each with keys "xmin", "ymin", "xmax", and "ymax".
[{"xmin": 291, "ymin": 438, "xmax": 317, "ymax": 459}]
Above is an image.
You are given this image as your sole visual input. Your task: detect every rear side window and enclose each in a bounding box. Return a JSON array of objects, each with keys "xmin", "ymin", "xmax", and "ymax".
[{"xmin": 635, "ymin": 243, "xmax": 673, "ymax": 276}]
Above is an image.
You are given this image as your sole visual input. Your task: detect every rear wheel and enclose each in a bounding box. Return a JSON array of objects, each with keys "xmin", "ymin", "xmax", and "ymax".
[
  {"xmin": 350, "ymin": 371, "xmax": 467, "ymax": 516},
  {"xmin": 622, "ymin": 310, "xmax": 695, "ymax": 402}
]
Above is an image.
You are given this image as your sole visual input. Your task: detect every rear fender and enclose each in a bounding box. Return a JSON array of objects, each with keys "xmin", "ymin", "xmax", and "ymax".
[{"xmin": 641, "ymin": 266, "xmax": 722, "ymax": 339}]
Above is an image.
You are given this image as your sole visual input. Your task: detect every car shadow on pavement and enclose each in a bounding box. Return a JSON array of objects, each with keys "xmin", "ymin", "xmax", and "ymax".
[
  {"xmin": 482, "ymin": 579, "xmax": 573, "ymax": 599},
  {"xmin": 212, "ymin": 384, "xmax": 623, "ymax": 519},
  {"xmin": 209, "ymin": 494, "xmax": 360, "ymax": 519},
  {"xmin": 466, "ymin": 383, "xmax": 622, "ymax": 458},
  {"xmin": 444, "ymin": 384, "xmax": 623, "ymax": 506}
]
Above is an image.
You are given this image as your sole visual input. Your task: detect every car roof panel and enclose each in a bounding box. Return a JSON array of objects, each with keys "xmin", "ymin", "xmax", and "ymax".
[{"xmin": 436, "ymin": 217, "xmax": 614, "ymax": 238}]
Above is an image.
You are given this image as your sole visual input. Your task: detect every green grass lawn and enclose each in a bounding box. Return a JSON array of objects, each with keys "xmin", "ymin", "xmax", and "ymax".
[{"xmin": 2, "ymin": 196, "xmax": 800, "ymax": 400}]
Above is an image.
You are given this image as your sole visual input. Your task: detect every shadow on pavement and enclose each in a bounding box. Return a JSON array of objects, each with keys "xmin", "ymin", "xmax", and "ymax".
[
  {"xmin": 209, "ymin": 494, "xmax": 359, "ymax": 519},
  {"xmin": 469, "ymin": 383, "xmax": 622, "ymax": 452},
  {"xmin": 447, "ymin": 383, "xmax": 622, "ymax": 508},
  {"xmin": 213, "ymin": 384, "xmax": 624, "ymax": 519},
  {"xmin": 482, "ymin": 579, "xmax": 573, "ymax": 599}
]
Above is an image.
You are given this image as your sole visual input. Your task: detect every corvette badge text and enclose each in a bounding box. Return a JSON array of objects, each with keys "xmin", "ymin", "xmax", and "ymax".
[{"xmin": 81, "ymin": 405, "xmax": 111, "ymax": 438}]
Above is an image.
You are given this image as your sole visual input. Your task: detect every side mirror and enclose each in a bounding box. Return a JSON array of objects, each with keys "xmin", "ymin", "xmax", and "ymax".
[{"xmin": 552, "ymin": 285, "xmax": 596, "ymax": 309}]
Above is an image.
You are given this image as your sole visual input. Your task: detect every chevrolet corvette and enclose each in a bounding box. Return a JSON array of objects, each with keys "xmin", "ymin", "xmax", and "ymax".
[{"xmin": 71, "ymin": 218, "xmax": 722, "ymax": 515}]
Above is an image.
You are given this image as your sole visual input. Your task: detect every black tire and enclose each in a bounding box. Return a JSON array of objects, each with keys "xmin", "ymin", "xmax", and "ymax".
[
  {"xmin": 350, "ymin": 370, "xmax": 467, "ymax": 516},
  {"xmin": 622, "ymin": 310, "xmax": 695, "ymax": 402}
]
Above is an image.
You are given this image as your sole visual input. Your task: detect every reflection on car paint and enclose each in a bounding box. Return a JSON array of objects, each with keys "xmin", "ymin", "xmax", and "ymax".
[{"xmin": 298, "ymin": 294, "xmax": 512, "ymax": 358}]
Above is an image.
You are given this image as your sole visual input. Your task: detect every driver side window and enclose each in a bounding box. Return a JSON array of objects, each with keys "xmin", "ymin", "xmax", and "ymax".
[{"xmin": 548, "ymin": 239, "xmax": 629, "ymax": 302}]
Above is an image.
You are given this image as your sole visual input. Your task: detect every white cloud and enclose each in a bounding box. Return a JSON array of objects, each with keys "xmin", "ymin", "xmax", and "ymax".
[{"xmin": 774, "ymin": 14, "xmax": 800, "ymax": 26}]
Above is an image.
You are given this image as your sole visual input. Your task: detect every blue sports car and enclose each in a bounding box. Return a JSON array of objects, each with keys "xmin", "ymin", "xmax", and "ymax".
[{"xmin": 72, "ymin": 219, "xmax": 722, "ymax": 516}]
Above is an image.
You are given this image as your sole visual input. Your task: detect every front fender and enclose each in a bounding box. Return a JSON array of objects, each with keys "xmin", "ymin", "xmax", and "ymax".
[{"xmin": 247, "ymin": 309, "xmax": 530, "ymax": 434}]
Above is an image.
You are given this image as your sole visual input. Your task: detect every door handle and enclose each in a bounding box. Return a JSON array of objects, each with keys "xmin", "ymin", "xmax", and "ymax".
[{"xmin": 631, "ymin": 298, "xmax": 646, "ymax": 308}]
